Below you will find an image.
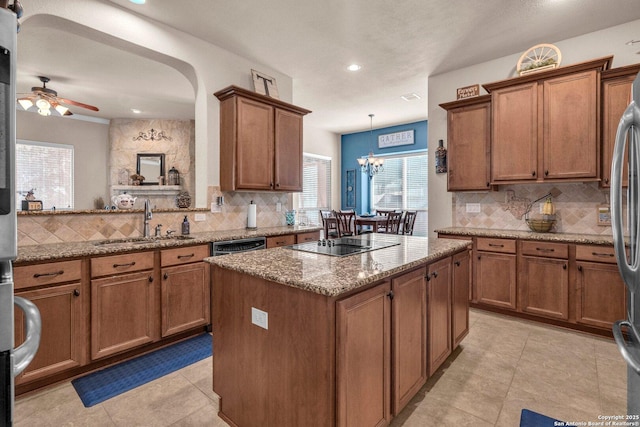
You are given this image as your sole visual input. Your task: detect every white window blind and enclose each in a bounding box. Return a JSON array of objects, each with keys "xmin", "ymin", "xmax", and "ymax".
[
  {"xmin": 16, "ymin": 140, "xmax": 74, "ymax": 210},
  {"xmin": 297, "ymin": 153, "xmax": 331, "ymax": 225},
  {"xmin": 371, "ymin": 152, "xmax": 427, "ymax": 236}
]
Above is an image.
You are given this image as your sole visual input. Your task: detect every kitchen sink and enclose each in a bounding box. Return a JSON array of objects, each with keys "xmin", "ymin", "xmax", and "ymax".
[{"xmin": 93, "ymin": 235, "xmax": 194, "ymax": 246}]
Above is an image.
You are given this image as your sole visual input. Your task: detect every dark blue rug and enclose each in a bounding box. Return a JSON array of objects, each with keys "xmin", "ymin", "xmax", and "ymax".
[
  {"xmin": 520, "ymin": 409, "xmax": 564, "ymax": 427},
  {"xmin": 72, "ymin": 333, "xmax": 212, "ymax": 407}
]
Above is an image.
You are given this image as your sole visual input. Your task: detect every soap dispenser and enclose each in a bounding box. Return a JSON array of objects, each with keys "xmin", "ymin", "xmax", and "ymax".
[{"xmin": 181, "ymin": 215, "xmax": 190, "ymax": 235}]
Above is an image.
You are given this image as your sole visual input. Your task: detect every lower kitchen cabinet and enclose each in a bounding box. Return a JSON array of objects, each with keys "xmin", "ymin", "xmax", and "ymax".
[
  {"xmin": 576, "ymin": 245, "xmax": 626, "ymax": 329},
  {"xmin": 452, "ymin": 250, "xmax": 470, "ymax": 348},
  {"xmin": 427, "ymin": 257, "xmax": 452, "ymax": 376},
  {"xmin": 160, "ymin": 245, "xmax": 211, "ymax": 337},
  {"xmin": 391, "ymin": 267, "xmax": 427, "ymax": 415},
  {"xmin": 475, "ymin": 238, "xmax": 517, "ymax": 310},
  {"xmin": 518, "ymin": 241, "xmax": 569, "ymax": 320},
  {"xmin": 337, "ymin": 281, "xmax": 392, "ymax": 427},
  {"xmin": 14, "ymin": 282, "xmax": 86, "ymax": 385},
  {"xmin": 266, "ymin": 234, "xmax": 296, "ymax": 248}
]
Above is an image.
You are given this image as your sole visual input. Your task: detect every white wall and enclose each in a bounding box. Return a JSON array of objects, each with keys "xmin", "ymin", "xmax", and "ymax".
[
  {"xmin": 16, "ymin": 110, "xmax": 109, "ymax": 210},
  {"xmin": 427, "ymin": 19, "xmax": 640, "ymax": 237}
]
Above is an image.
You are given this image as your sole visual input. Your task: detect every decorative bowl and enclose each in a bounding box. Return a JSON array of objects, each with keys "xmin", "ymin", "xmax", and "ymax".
[{"xmin": 526, "ymin": 219, "xmax": 556, "ymax": 233}]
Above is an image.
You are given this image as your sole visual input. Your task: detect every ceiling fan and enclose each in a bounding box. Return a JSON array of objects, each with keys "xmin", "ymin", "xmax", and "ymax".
[{"xmin": 17, "ymin": 76, "xmax": 99, "ymax": 117}]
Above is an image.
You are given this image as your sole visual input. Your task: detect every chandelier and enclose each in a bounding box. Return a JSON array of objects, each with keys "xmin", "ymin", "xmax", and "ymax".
[{"xmin": 357, "ymin": 114, "xmax": 384, "ymax": 178}]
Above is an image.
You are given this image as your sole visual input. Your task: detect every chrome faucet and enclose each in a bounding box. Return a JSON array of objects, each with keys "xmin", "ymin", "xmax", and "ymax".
[{"xmin": 143, "ymin": 199, "xmax": 152, "ymax": 238}]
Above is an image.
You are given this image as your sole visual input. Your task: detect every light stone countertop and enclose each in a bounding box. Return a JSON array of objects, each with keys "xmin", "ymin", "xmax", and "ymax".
[
  {"xmin": 435, "ymin": 227, "xmax": 615, "ymax": 246},
  {"xmin": 15, "ymin": 225, "xmax": 321, "ymax": 264},
  {"xmin": 206, "ymin": 234, "xmax": 472, "ymax": 297}
]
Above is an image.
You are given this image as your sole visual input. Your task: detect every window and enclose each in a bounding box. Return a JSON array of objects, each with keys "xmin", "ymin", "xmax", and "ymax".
[
  {"xmin": 16, "ymin": 140, "xmax": 74, "ymax": 210},
  {"xmin": 371, "ymin": 152, "xmax": 427, "ymax": 236},
  {"xmin": 297, "ymin": 153, "xmax": 331, "ymax": 225}
]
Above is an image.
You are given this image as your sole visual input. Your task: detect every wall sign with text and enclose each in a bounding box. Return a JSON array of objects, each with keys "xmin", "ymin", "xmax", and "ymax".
[{"xmin": 378, "ymin": 130, "xmax": 414, "ymax": 148}]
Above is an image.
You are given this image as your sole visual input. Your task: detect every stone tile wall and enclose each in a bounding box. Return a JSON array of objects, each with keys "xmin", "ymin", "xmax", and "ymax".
[
  {"xmin": 453, "ymin": 182, "xmax": 614, "ymax": 235},
  {"xmin": 17, "ymin": 187, "xmax": 299, "ymax": 245}
]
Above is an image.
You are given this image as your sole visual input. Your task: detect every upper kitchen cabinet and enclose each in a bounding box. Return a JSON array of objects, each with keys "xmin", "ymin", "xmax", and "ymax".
[
  {"xmin": 484, "ymin": 56, "xmax": 612, "ymax": 184},
  {"xmin": 214, "ymin": 86, "xmax": 311, "ymax": 192},
  {"xmin": 439, "ymin": 95, "xmax": 492, "ymax": 191},
  {"xmin": 600, "ymin": 64, "xmax": 640, "ymax": 188}
]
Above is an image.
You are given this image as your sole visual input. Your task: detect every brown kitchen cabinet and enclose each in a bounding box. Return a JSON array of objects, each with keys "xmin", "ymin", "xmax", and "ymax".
[
  {"xmin": 13, "ymin": 260, "xmax": 87, "ymax": 385},
  {"xmin": 215, "ymin": 85, "xmax": 311, "ymax": 192},
  {"xmin": 266, "ymin": 234, "xmax": 296, "ymax": 248},
  {"xmin": 601, "ymin": 64, "xmax": 640, "ymax": 188},
  {"xmin": 296, "ymin": 230, "xmax": 321, "ymax": 243},
  {"xmin": 575, "ymin": 245, "xmax": 626, "ymax": 329},
  {"xmin": 475, "ymin": 237, "xmax": 517, "ymax": 310},
  {"xmin": 426, "ymin": 256, "xmax": 452, "ymax": 376},
  {"xmin": 90, "ymin": 251, "xmax": 158, "ymax": 360},
  {"xmin": 452, "ymin": 249, "xmax": 470, "ymax": 348},
  {"xmin": 160, "ymin": 245, "xmax": 211, "ymax": 337},
  {"xmin": 439, "ymin": 95, "xmax": 492, "ymax": 191},
  {"xmin": 337, "ymin": 281, "xmax": 392, "ymax": 427},
  {"xmin": 518, "ymin": 241, "xmax": 569, "ymax": 320},
  {"xmin": 485, "ymin": 57, "xmax": 611, "ymax": 184},
  {"xmin": 391, "ymin": 267, "xmax": 427, "ymax": 415}
]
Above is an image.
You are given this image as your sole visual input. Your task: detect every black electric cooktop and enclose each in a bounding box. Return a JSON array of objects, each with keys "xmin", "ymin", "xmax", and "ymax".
[{"xmin": 288, "ymin": 236, "xmax": 399, "ymax": 257}]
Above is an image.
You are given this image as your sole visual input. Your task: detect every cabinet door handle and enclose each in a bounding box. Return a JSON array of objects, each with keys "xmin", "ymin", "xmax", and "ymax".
[
  {"xmin": 270, "ymin": 182, "xmax": 274, "ymax": 188},
  {"xmin": 33, "ymin": 270, "xmax": 64, "ymax": 278},
  {"xmin": 387, "ymin": 291, "xmax": 394, "ymax": 301},
  {"xmin": 563, "ymin": 264, "xmax": 567, "ymax": 270},
  {"xmin": 276, "ymin": 183, "xmax": 280, "ymax": 188},
  {"xmin": 578, "ymin": 265, "xmax": 583, "ymax": 272},
  {"xmin": 536, "ymin": 247, "xmax": 555, "ymax": 253},
  {"xmin": 177, "ymin": 253, "xmax": 195, "ymax": 259},
  {"xmin": 592, "ymin": 252, "xmax": 614, "ymax": 258},
  {"xmin": 113, "ymin": 262, "xmax": 136, "ymax": 268},
  {"xmin": 545, "ymin": 170, "xmax": 549, "ymax": 176},
  {"xmin": 486, "ymin": 182, "xmax": 490, "ymax": 187},
  {"xmin": 163, "ymin": 273, "xmax": 169, "ymax": 280},
  {"xmin": 455, "ymin": 261, "xmax": 461, "ymax": 267},
  {"xmin": 425, "ymin": 274, "xmax": 431, "ymax": 281},
  {"xmin": 432, "ymin": 271, "xmax": 438, "ymax": 278},
  {"xmin": 604, "ymin": 178, "xmax": 610, "ymax": 184},
  {"xmin": 73, "ymin": 289, "xmax": 80, "ymax": 297},
  {"xmin": 148, "ymin": 276, "xmax": 154, "ymax": 282},
  {"xmin": 532, "ymin": 171, "xmax": 536, "ymax": 177}
]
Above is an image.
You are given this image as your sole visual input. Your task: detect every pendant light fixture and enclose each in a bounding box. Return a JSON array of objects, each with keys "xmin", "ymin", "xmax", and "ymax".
[{"xmin": 357, "ymin": 114, "xmax": 384, "ymax": 179}]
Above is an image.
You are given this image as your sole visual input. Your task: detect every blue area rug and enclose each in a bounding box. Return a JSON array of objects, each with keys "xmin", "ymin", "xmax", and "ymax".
[
  {"xmin": 520, "ymin": 409, "xmax": 564, "ymax": 427},
  {"xmin": 72, "ymin": 333, "xmax": 212, "ymax": 407}
]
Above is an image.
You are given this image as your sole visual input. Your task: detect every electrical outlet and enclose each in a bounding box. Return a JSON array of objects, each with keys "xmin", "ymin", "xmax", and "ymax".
[
  {"xmin": 194, "ymin": 213, "xmax": 206, "ymax": 221},
  {"xmin": 251, "ymin": 307, "xmax": 268, "ymax": 330},
  {"xmin": 276, "ymin": 202, "xmax": 282, "ymax": 212},
  {"xmin": 465, "ymin": 203, "xmax": 481, "ymax": 213}
]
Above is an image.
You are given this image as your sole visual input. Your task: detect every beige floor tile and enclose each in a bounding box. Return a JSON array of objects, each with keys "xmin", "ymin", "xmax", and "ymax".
[
  {"xmin": 597, "ymin": 353, "xmax": 628, "ymax": 390},
  {"xmin": 391, "ymin": 393, "xmax": 494, "ymax": 427},
  {"xmin": 169, "ymin": 401, "xmax": 228, "ymax": 426},
  {"xmin": 600, "ymin": 383, "xmax": 627, "ymax": 414},
  {"xmin": 442, "ymin": 345, "xmax": 517, "ymax": 385},
  {"xmin": 103, "ymin": 373, "xmax": 212, "ymax": 426}
]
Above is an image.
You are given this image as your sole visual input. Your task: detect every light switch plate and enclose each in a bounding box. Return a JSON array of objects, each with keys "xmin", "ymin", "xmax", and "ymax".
[
  {"xmin": 194, "ymin": 213, "xmax": 206, "ymax": 221},
  {"xmin": 276, "ymin": 202, "xmax": 282, "ymax": 212},
  {"xmin": 251, "ymin": 307, "xmax": 268, "ymax": 329}
]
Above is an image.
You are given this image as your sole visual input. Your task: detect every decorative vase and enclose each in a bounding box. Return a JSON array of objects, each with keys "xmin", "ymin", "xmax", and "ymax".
[
  {"xmin": 435, "ymin": 139, "xmax": 447, "ymax": 174},
  {"xmin": 176, "ymin": 191, "xmax": 191, "ymax": 208}
]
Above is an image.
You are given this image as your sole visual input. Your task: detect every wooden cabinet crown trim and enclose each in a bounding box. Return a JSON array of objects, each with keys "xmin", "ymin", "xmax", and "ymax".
[
  {"xmin": 482, "ymin": 56, "xmax": 612, "ymax": 93},
  {"xmin": 213, "ymin": 85, "xmax": 311, "ymax": 115},
  {"xmin": 439, "ymin": 94, "xmax": 491, "ymax": 110}
]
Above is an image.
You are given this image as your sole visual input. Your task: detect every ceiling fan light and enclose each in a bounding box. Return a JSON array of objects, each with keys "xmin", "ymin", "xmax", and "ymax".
[
  {"xmin": 35, "ymin": 98, "xmax": 50, "ymax": 110},
  {"xmin": 17, "ymin": 99, "xmax": 33, "ymax": 110},
  {"xmin": 54, "ymin": 105, "xmax": 69, "ymax": 116},
  {"xmin": 37, "ymin": 107, "xmax": 51, "ymax": 116}
]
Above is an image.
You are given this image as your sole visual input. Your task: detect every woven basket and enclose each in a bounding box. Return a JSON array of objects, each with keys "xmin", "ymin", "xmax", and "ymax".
[{"xmin": 526, "ymin": 219, "xmax": 556, "ymax": 233}]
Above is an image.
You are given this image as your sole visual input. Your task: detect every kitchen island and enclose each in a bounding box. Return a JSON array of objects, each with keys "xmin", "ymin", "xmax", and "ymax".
[{"xmin": 206, "ymin": 234, "xmax": 471, "ymax": 427}]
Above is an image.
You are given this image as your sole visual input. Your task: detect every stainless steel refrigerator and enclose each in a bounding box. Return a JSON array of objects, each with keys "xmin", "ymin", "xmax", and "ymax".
[
  {"xmin": 0, "ymin": 8, "xmax": 41, "ymax": 426},
  {"xmin": 611, "ymin": 70, "xmax": 640, "ymax": 415}
]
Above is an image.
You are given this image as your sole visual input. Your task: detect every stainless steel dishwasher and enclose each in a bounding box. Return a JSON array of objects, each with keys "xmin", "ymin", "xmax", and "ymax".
[{"xmin": 211, "ymin": 237, "xmax": 267, "ymax": 256}]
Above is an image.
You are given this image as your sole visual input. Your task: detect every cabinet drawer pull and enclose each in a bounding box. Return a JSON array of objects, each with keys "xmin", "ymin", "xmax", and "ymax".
[
  {"xmin": 73, "ymin": 289, "xmax": 80, "ymax": 297},
  {"xmin": 163, "ymin": 273, "xmax": 169, "ymax": 280},
  {"xmin": 563, "ymin": 264, "xmax": 567, "ymax": 270},
  {"xmin": 578, "ymin": 265, "xmax": 583, "ymax": 272},
  {"xmin": 592, "ymin": 252, "xmax": 614, "ymax": 258},
  {"xmin": 33, "ymin": 270, "xmax": 64, "ymax": 278},
  {"xmin": 535, "ymin": 247, "xmax": 555, "ymax": 253},
  {"xmin": 545, "ymin": 170, "xmax": 549, "ymax": 176},
  {"xmin": 113, "ymin": 262, "xmax": 136, "ymax": 268},
  {"xmin": 387, "ymin": 291, "xmax": 394, "ymax": 301},
  {"xmin": 532, "ymin": 171, "xmax": 536, "ymax": 177},
  {"xmin": 488, "ymin": 243, "xmax": 504, "ymax": 248},
  {"xmin": 455, "ymin": 261, "xmax": 461, "ymax": 267},
  {"xmin": 177, "ymin": 253, "xmax": 195, "ymax": 259},
  {"xmin": 148, "ymin": 276, "xmax": 154, "ymax": 282}
]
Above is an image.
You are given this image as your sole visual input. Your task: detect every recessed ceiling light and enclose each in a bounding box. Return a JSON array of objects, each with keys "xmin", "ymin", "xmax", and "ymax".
[
  {"xmin": 347, "ymin": 64, "xmax": 361, "ymax": 71},
  {"xmin": 401, "ymin": 93, "xmax": 421, "ymax": 101},
  {"xmin": 131, "ymin": 108, "xmax": 141, "ymax": 114},
  {"xmin": 129, "ymin": 0, "xmax": 146, "ymax": 4}
]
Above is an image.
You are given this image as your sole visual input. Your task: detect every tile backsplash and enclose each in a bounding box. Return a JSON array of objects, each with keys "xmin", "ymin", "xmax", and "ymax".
[
  {"xmin": 453, "ymin": 182, "xmax": 613, "ymax": 235},
  {"xmin": 17, "ymin": 187, "xmax": 300, "ymax": 246}
]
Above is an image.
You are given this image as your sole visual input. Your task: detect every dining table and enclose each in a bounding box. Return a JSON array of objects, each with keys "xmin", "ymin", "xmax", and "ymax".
[{"xmin": 354, "ymin": 215, "xmax": 388, "ymax": 234}]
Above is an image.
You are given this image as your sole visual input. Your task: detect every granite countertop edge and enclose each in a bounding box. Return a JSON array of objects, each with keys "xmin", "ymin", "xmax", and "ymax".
[
  {"xmin": 435, "ymin": 227, "xmax": 615, "ymax": 246},
  {"xmin": 206, "ymin": 237, "xmax": 472, "ymax": 297},
  {"xmin": 15, "ymin": 225, "xmax": 322, "ymax": 264}
]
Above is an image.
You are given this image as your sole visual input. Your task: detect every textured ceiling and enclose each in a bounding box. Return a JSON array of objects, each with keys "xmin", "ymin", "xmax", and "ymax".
[{"xmin": 16, "ymin": 0, "xmax": 640, "ymax": 133}]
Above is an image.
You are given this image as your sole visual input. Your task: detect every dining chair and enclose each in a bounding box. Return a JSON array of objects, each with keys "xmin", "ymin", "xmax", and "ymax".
[
  {"xmin": 401, "ymin": 210, "xmax": 417, "ymax": 235},
  {"xmin": 320, "ymin": 210, "xmax": 339, "ymax": 238},
  {"xmin": 375, "ymin": 209, "xmax": 396, "ymax": 232},
  {"xmin": 382, "ymin": 211, "xmax": 403, "ymax": 234},
  {"xmin": 332, "ymin": 210, "xmax": 356, "ymax": 237}
]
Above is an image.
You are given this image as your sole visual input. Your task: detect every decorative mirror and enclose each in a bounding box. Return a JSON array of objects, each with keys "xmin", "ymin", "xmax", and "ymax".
[{"xmin": 136, "ymin": 153, "xmax": 165, "ymax": 185}]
